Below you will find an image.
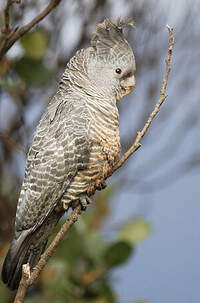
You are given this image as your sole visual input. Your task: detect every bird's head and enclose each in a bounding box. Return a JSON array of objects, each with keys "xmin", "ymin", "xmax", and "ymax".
[
  {"xmin": 87, "ymin": 17, "xmax": 136, "ymax": 101},
  {"xmin": 63, "ymin": 18, "xmax": 136, "ymax": 103}
]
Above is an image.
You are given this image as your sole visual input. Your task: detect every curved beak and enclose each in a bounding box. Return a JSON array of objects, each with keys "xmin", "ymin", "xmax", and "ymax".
[{"xmin": 120, "ymin": 75, "xmax": 136, "ymax": 96}]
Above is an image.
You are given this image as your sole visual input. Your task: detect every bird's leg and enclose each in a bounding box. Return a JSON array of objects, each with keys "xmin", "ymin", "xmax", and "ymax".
[{"xmin": 86, "ymin": 195, "xmax": 93, "ymax": 205}]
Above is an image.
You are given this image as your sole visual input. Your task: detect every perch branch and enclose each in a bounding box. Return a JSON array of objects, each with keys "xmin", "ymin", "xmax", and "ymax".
[
  {"xmin": 0, "ymin": 0, "xmax": 62, "ymax": 62},
  {"xmin": 13, "ymin": 26, "xmax": 174, "ymax": 302},
  {"xmin": 13, "ymin": 264, "xmax": 30, "ymax": 303},
  {"xmin": 112, "ymin": 25, "xmax": 174, "ymax": 173},
  {"xmin": 13, "ymin": 205, "xmax": 81, "ymax": 303}
]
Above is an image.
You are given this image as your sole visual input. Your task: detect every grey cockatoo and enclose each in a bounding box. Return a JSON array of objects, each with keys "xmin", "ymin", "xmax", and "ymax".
[{"xmin": 2, "ymin": 17, "xmax": 136, "ymax": 290}]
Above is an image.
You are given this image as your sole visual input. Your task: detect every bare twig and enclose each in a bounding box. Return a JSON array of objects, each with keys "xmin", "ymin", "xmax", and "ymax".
[
  {"xmin": 14, "ymin": 264, "xmax": 30, "ymax": 303},
  {"xmin": 0, "ymin": 0, "xmax": 18, "ymax": 54},
  {"xmin": 13, "ymin": 26, "xmax": 174, "ymax": 302},
  {"xmin": 111, "ymin": 25, "xmax": 174, "ymax": 174},
  {"xmin": 0, "ymin": 0, "xmax": 62, "ymax": 62},
  {"xmin": 2, "ymin": 0, "xmax": 21, "ymax": 35},
  {"xmin": 3, "ymin": 0, "xmax": 13, "ymax": 35},
  {"xmin": 13, "ymin": 205, "xmax": 81, "ymax": 303}
]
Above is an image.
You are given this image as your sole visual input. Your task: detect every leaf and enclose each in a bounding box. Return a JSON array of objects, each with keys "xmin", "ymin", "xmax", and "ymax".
[
  {"xmin": 41, "ymin": 259, "xmax": 68, "ymax": 288},
  {"xmin": 100, "ymin": 284, "xmax": 116, "ymax": 303},
  {"xmin": 84, "ymin": 186, "xmax": 114, "ymax": 231},
  {"xmin": 20, "ymin": 30, "xmax": 48, "ymax": 59},
  {"xmin": 83, "ymin": 231, "xmax": 107, "ymax": 264},
  {"xmin": 103, "ymin": 241, "xmax": 133, "ymax": 268},
  {"xmin": 118, "ymin": 218, "xmax": 152, "ymax": 245},
  {"xmin": 53, "ymin": 225, "xmax": 84, "ymax": 269},
  {"xmin": 0, "ymin": 281, "xmax": 8, "ymax": 303},
  {"xmin": 14, "ymin": 57, "xmax": 52, "ymax": 86}
]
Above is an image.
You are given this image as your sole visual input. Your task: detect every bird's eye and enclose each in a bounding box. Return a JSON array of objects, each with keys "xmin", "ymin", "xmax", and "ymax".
[{"xmin": 115, "ymin": 68, "xmax": 122, "ymax": 74}]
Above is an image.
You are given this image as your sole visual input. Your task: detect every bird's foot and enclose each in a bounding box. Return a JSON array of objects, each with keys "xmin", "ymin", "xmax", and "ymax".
[
  {"xmin": 71, "ymin": 195, "xmax": 93, "ymax": 211},
  {"xmin": 96, "ymin": 181, "xmax": 107, "ymax": 191},
  {"xmin": 55, "ymin": 201, "xmax": 70, "ymax": 212}
]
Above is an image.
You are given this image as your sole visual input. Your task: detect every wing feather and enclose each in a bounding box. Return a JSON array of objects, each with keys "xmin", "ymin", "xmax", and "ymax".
[{"xmin": 15, "ymin": 94, "xmax": 90, "ymax": 235}]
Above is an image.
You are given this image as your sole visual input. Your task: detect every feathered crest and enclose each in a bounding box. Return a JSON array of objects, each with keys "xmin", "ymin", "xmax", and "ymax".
[{"xmin": 91, "ymin": 17, "xmax": 135, "ymax": 57}]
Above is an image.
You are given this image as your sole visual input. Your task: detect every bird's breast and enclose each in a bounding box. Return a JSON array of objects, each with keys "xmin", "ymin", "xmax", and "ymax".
[
  {"xmin": 84, "ymin": 107, "xmax": 120, "ymax": 194},
  {"xmin": 61, "ymin": 103, "xmax": 120, "ymax": 202}
]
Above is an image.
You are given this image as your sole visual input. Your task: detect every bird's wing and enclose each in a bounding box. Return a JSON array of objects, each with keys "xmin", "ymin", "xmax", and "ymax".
[{"xmin": 15, "ymin": 94, "xmax": 91, "ymax": 235}]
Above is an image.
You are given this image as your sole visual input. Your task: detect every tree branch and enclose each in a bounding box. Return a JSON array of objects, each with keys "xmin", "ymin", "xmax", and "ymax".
[
  {"xmin": 14, "ymin": 205, "xmax": 81, "ymax": 303},
  {"xmin": 3, "ymin": 0, "xmax": 14, "ymax": 35},
  {"xmin": 13, "ymin": 264, "xmax": 30, "ymax": 303},
  {"xmin": 111, "ymin": 25, "xmax": 174, "ymax": 174},
  {"xmin": 13, "ymin": 26, "xmax": 174, "ymax": 302},
  {"xmin": 0, "ymin": 0, "xmax": 62, "ymax": 62}
]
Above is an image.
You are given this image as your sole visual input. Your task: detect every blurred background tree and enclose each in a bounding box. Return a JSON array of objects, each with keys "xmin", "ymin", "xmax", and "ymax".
[{"xmin": 0, "ymin": 0, "xmax": 199, "ymax": 303}]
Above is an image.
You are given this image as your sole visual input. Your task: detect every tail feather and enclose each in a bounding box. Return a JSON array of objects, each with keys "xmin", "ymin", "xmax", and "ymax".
[
  {"xmin": 2, "ymin": 210, "xmax": 63, "ymax": 290},
  {"xmin": 2, "ymin": 231, "xmax": 47, "ymax": 290}
]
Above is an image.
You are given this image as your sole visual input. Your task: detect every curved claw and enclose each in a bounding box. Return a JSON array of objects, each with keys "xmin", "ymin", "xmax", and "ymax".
[
  {"xmin": 96, "ymin": 181, "xmax": 107, "ymax": 191},
  {"xmin": 71, "ymin": 195, "xmax": 93, "ymax": 211}
]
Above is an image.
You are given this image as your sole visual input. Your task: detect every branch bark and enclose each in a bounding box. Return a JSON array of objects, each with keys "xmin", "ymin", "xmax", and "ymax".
[
  {"xmin": 13, "ymin": 26, "xmax": 174, "ymax": 302},
  {"xmin": 0, "ymin": 0, "xmax": 62, "ymax": 62}
]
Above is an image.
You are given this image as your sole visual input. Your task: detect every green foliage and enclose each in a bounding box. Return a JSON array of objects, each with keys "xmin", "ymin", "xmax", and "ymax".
[
  {"xmin": 118, "ymin": 218, "xmax": 152, "ymax": 245},
  {"xmin": 0, "ymin": 29, "xmax": 52, "ymax": 88},
  {"xmin": 14, "ymin": 57, "xmax": 52, "ymax": 86},
  {"xmin": 0, "ymin": 282, "xmax": 9, "ymax": 303},
  {"xmin": 83, "ymin": 230, "xmax": 107, "ymax": 264},
  {"xmin": 103, "ymin": 241, "xmax": 133, "ymax": 268},
  {"xmin": 20, "ymin": 30, "xmax": 49, "ymax": 60}
]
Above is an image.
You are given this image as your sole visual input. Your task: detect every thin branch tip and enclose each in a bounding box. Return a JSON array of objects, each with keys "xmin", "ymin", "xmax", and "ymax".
[{"xmin": 166, "ymin": 24, "xmax": 173, "ymax": 30}]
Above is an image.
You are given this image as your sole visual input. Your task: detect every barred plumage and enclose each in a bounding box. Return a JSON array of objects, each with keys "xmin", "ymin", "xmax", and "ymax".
[{"xmin": 2, "ymin": 17, "xmax": 136, "ymax": 290}]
